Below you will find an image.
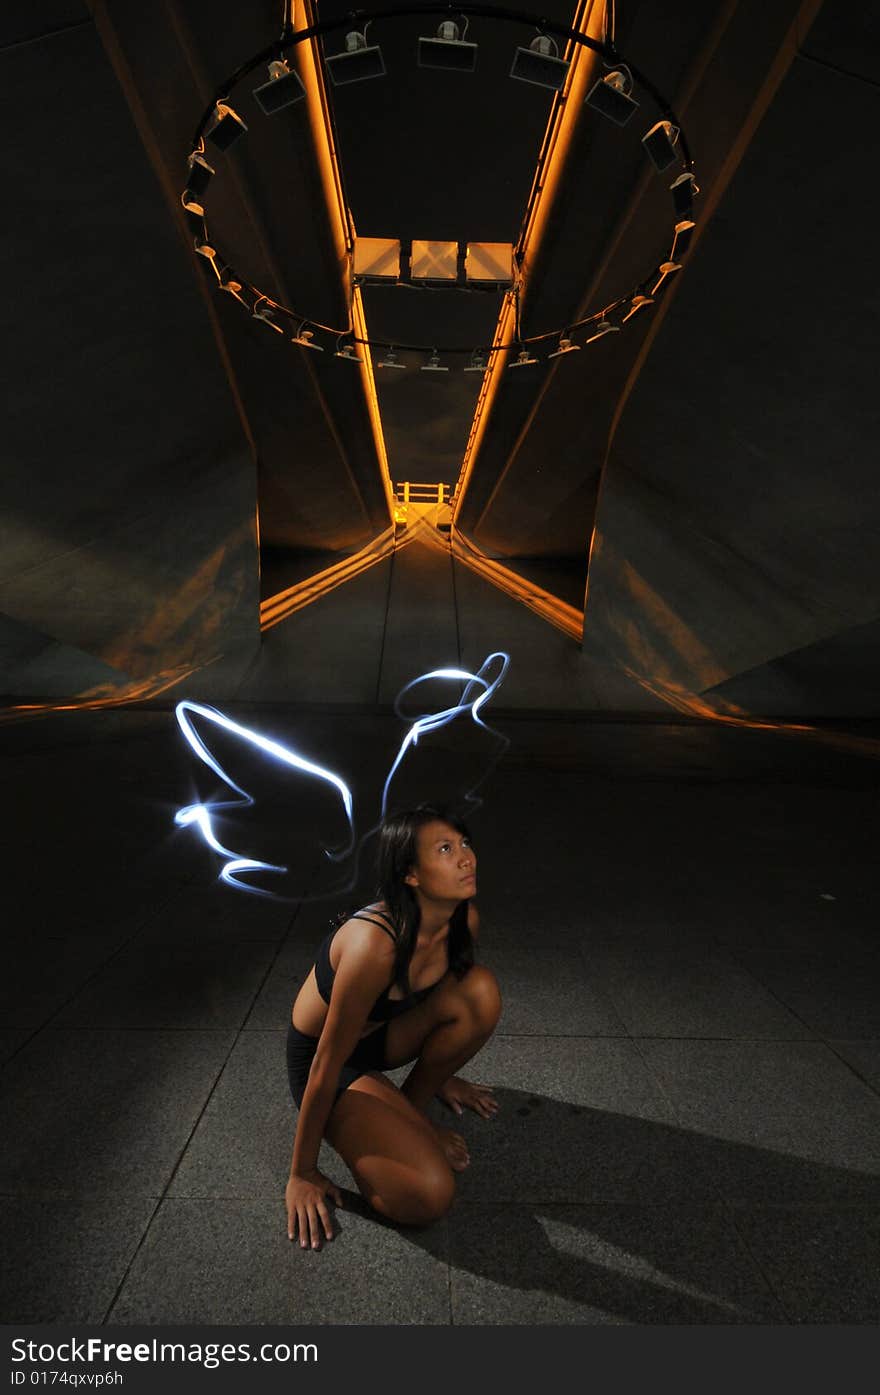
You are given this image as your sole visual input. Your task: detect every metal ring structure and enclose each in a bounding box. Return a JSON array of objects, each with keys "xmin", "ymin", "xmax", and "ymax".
[{"xmin": 182, "ymin": 3, "xmax": 696, "ymax": 361}]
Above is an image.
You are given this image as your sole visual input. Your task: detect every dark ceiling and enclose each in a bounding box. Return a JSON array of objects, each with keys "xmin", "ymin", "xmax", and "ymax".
[{"xmin": 2, "ymin": 0, "xmax": 879, "ymax": 711}]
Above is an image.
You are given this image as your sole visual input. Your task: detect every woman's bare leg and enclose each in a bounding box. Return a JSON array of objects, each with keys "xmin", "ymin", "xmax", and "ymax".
[
  {"xmin": 322, "ymin": 966, "xmax": 502, "ymax": 1223},
  {"xmin": 324, "ymin": 1074, "xmax": 455, "ymax": 1225},
  {"xmin": 386, "ymin": 965, "xmax": 502, "ymax": 1111}
]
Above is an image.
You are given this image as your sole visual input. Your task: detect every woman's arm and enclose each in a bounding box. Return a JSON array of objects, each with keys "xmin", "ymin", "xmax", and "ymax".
[{"xmin": 286, "ymin": 923, "xmax": 395, "ymax": 1246}]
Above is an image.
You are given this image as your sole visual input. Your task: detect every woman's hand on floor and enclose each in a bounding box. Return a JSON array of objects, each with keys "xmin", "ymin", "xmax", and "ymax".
[
  {"xmin": 437, "ymin": 1076, "xmax": 499, "ymax": 1119},
  {"xmin": 286, "ymin": 1169, "xmax": 343, "ymax": 1249}
]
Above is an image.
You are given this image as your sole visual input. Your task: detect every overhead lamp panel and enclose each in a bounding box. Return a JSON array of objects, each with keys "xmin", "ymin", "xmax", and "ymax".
[
  {"xmin": 353, "ymin": 237, "xmax": 401, "ymax": 280},
  {"xmin": 419, "ymin": 21, "xmax": 478, "ymax": 72},
  {"xmin": 326, "ymin": 32, "xmax": 386, "ymax": 85},
  {"xmin": 253, "ymin": 60, "xmax": 306, "ymax": 114},
  {"xmin": 465, "ymin": 242, "xmax": 514, "ymax": 284},
  {"xmin": 642, "ymin": 120, "xmax": 680, "ymax": 172},
  {"xmin": 585, "ymin": 70, "xmax": 639, "ymax": 126},
  {"xmin": 411, "ymin": 240, "xmax": 458, "ymax": 280},
  {"xmin": 206, "ymin": 102, "xmax": 247, "ymax": 151},
  {"xmin": 510, "ymin": 36, "xmax": 569, "ymax": 92}
]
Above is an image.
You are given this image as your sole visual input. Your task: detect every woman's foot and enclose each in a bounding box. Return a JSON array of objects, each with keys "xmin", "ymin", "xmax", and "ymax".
[{"xmin": 434, "ymin": 1125, "xmax": 470, "ymax": 1171}]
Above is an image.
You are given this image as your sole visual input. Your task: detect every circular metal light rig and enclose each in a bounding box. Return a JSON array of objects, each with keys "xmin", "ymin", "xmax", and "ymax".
[{"xmin": 181, "ymin": 4, "xmax": 697, "ymax": 371}]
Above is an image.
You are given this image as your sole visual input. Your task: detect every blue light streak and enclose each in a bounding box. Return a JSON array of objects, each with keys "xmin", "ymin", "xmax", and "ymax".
[
  {"xmin": 382, "ymin": 651, "xmax": 510, "ymax": 815},
  {"xmin": 174, "ymin": 701, "xmax": 354, "ymax": 894},
  {"xmin": 173, "ymin": 651, "xmax": 510, "ymax": 897}
]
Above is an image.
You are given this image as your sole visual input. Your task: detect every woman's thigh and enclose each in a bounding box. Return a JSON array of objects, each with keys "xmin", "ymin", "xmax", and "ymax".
[
  {"xmin": 325, "ymin": 1073, "xmax": 453, "ymax": 1219},
  {"xmin": 326, "ymin": 1071, "xmax": 438, "ymax": 1153},
  {"xmin": 382, "ymin": 964, "xmax": 501, "ymax": 1069}
]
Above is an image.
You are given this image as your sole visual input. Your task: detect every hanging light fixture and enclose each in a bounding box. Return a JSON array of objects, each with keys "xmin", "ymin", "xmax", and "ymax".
[
  {"xmin": 334, "ymin": 337, "xmax": 361, "ymax": 361},
  {"xmin": 585, "ymin": 67, "xmax": 638, "ymax": 125},
  {"xmin": 649, "ymin": 261, "xmax": 682, "ymax": 296},
  {"xmin": 463, "ymin": 349, "xmax": 488, "ymax": 373},
  {"xmin": 181, "ymin": 7, "xmax": 695, "ymax": 370},
  {"xmin": 621, "ymin": 293, "xmax": 654, "ymax": 323},
  {"xmin": 548, "ymin": 334, "xmax": 580, "ymax": 359},
  {"xmin": 253, "ymin": 299, "xmax": 286, "ymax": 333},
  {"xmin": 325, "ymin": 29, "xmax": 385, "ymax": 85},
  {"xmin": 642, "ymin": 120, "xmax": 680, "ymax": 172},
  {"xmin": 510, "ymin": 34, "xmax": 569, "ymax": 91},
  {"xmin": 584, "ymin": 317, "xmax": 620, "ymax": 344},
  {"xmin": 218, "ymin": 268, "xmax": 255, "ymax": 310},
  {"xmin": 184, "ymin": 152, "xmax": 214, "ymax": 200},
  {"xmin": 418, "ymin": 20, "xmax": 478, "ymax": 72},
  {"xmin": 378, "ymin": 347, "xmax": 406, "ymax": 369},
  {"xmin": 671, "ymin": 219, "xmax": 695, "ymax": 259},
  {"xmin": 206, "ymin": 102, "xmax": 248, "ymax": 151},
  {"xmin": 253, "ymin": 59, "xmax": 306, "ymax": 114},
  {"xmin": 294, "ymin": 323, "xmax": 324, "ymax": 351},
  {"xmin": 670, "ymin": 171, "xmax": 699, "ymax": 216},
  {"xmin": 509, "ymin": 347, "xmax": 538, "ymax": 368}
]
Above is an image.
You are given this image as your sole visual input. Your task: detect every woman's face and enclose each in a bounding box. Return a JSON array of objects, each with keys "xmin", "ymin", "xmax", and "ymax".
[{"xmin": 405, "ymin": 819, "xmax": 477, "ymax": 901}]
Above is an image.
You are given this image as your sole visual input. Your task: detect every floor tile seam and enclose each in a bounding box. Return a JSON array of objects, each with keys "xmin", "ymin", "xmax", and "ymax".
[
  {"xmin": 625, "ymin": 1034, "xmax": 732, "ymax": 1215},
  {"xmin": 127, "ymin": 937, "xmax": 291, "ymax": 946},
  {"xmin": 817, "ymin": 1041, "xmax": 880, "ymax": 1105},
  {"xmin": 0, "ymin": 1025, "xmax": 276, "ymax": 1037},
  {"xmin": 98, "ymin": 1017, "xmax": 255, "ymax": 1325},
  {"xmin": 237, "ymin": 861, "xmax": 322, "ymax": 1034},
  {"xmin": 7, "ymin": 1191, "xmax": 880, "ymax": 1210},
  {"xmin": 721, "ymin": 1206, "xmax": 795, "ymax": 1323},
  {"xmin": 491, "ymin": 1032, "xmax": 832, "ymax": 1041},
  {"xmin": 716, "ymin": 952, "xmax": 880, "ymax": 1087},
  {"xmin": 0, "ymin": 875, "xmax": 211, "ymax": 1069},
  {"xmin": 447, "ymin": 1199, "xmax": 880, "ymax": 1213},
  {"xmin": 100, "ymin": 875, "xmax": 319, "ymax": 1322}
]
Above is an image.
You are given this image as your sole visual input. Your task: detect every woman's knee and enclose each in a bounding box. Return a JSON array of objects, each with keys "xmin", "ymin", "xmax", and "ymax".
[
  {"xmin": 369, "ymin": 1158, "xmax": 455, "ymax": 1226},
  {"xmin": 460, "ymin": 964, "xmax": 502, "ymax": 1031}
]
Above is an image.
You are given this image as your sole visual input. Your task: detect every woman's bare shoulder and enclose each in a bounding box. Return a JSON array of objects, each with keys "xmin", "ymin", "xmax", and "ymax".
[{"xmin": 333, "ymin": 907, "xmax": 397, "ymax": 960}]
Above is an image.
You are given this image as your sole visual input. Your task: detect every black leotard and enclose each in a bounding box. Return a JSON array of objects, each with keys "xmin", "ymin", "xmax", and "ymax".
[
  {"xmin": 286, "ymin": 906, "xmax": 457, "ymax": 1109},
  {"xmin": 313, "ymin": 910, "xmax": 448, "ymax": 1021}
]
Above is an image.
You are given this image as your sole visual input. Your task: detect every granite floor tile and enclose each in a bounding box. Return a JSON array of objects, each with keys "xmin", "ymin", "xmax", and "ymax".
[
  {"xmin": 170, "ymin": 1030, "xmax": 311, "ymax": 1197},
  {"xmin": 636, "ymin": 1039, "xmax": 880, "ymax": 1202},
  {"xmin": 0, "ymin": 1028, "xmax": 234, "ymax": 1197},
  {"xmin": 489, "ymin": 940, "xmax": 627, "ymax": 1036},
  {"xmin": 448, "ymin": 1036, "xmax": 716, "ymax": 1204},
  {"xmin": 136, "ymin": 880, "xmax": 295, "ymax": 945},
  {"xmin": 0, "ymin": 1196, "xmax": 157, "ymax": 1324},
  {"xmin": 244, "ymin": 922, "xmax": 329, "ymax": 1031},
  {"xmin": 732, "ymin": 951, "xmax": 880, "ymax": 1036},
  {"xmin": 731, "ymin": 1206, "xmax": 880, "ymax": 1323},
  {"xmin": 827, "ymin": 1040, "xmax": 880, "ymax": 1095},
  {"xmin": 0, "ymin": 938, "xmax": 122, "ymax": 1029},
  {"xmin": 0, "ymin": 1026, "xmax": 40, "ymax": 1064},
  {"xmin": 586, "ymin": 948, "xmax": 811, "ymax": 1038},
  {"xmin": 449, "ymin": 1203, "xmax": 786, "ymax": 1325},
  {"xmin": 109, "ymin": 1199, "xmax": 450, "ymax": 1324},
  {"xmin": 53, "ymin": 942, "xmax": 277, "ymax": 1029}
]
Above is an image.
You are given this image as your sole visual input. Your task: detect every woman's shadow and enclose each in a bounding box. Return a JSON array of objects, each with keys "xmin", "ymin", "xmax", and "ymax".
[{"xmin": 322, "ymin": 1085, "xmax": 879, "ymax": 1323}]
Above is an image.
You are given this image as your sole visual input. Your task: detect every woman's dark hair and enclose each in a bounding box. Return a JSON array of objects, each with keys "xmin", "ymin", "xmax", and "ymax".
[{"xmin": 377, "ymin": 803, "xmax": 475, "ymax": 997}]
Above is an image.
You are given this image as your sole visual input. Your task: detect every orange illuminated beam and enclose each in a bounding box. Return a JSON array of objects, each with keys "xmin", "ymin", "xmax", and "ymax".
[
  {"xmin": 261, "ymin": 523, "xmax": 409, "ymax": 631},
  {"xmin": 450, "ymin": 526, "xmax": 583, "ymax": 641},
  {"xmin": 452, "ymin": 0, "xmax": 606, "ymax": 521},
  {"xmin": 294, "ymin": 1, "xmax": 394, "ymax": 522},
  {"xmin": 0, "ymin": 661, "xmax": 209, "ymax": 726}
]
